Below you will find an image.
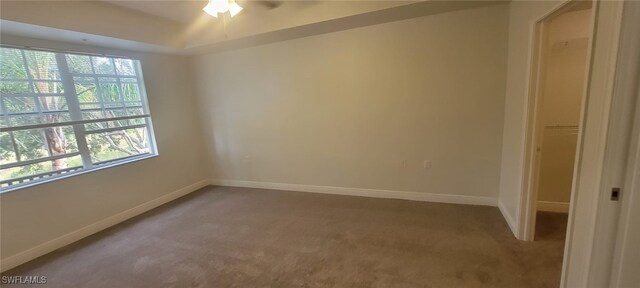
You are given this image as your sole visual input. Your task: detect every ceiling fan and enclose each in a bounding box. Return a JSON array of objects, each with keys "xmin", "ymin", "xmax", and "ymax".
[
  {"xmin": 238, "ymin": 1, "xmax": 283, "ymax": 10},
  {"xmin": 202, "ymin": 0, "xmax": 283, "ymax": 18}
]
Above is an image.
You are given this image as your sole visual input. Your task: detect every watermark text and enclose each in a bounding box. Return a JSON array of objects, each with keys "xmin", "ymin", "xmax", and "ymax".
[{"xmin": 1, "ymin": 275, "xmax": 47, "ymax": 285}]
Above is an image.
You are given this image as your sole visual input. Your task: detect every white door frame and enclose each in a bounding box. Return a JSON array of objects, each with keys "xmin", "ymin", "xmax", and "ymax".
[
  {"xmin": 608, "ymin": 1, "xmax": 640, "ymax": 286},
  {"xmin": 609, "ymin": 62, "xmax": 640, "ymax": 288},
  {"xmin": 519, "ymin": 0, "xmax": 598, "ymax": 242},
  {"xmin": 518, "ymin": 0, "xmax": 627, "ymax": 287},
  {"xmin": 560, "ymin": 1, "xmax": 626, "ymax": 286},
  {"xmin": 586, "ymin": 1, "xmax": 640, "ymax": 285}
]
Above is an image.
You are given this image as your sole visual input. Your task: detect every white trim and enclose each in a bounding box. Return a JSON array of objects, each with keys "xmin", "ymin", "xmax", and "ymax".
[
  {"xmin": 498, "ymin": 200, "xmax": 518, "ymax": 237},
  {"xmin": 519, "ymin": 0, "xmax": 598, "ymax": 242},
  {"xmin": 210, "ymin": 179, "xmax": 497, "ymax": 207},
  {"xmin": 0, "ymin": 179, "xmax": 211, "ymax": 272},
  {"xmin": 607, "ymin": 1, "xmax": 640, "ymax": 286},
  {"xmin": 609, "ymin": 85, "xmax": 640, "ymax": 286},
  {"xmin": 610, "ymin": 82, "xmax": 640, "ymax": 287},
  {"xmin": 537, "ymin": 201, "xmax": 570, "ymax": 213},
  {"xmin": 519, "ymin": 8, "xmax": 550, "ymax": 242},
  {"xmin": 562, "ymin": 1, "xmax": 625, "ymax": 287}
]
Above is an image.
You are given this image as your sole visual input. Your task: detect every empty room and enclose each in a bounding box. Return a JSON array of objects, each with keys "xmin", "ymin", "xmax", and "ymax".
[{"xmin": 0, "ymin": 0, "xmax": 639, "ymax": 287}]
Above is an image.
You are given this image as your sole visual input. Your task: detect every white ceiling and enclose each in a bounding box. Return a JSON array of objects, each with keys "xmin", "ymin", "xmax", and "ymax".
[
  {"xmin": 103, "ymin": 0, "xmax": 411, "ymax": 24},
  {"xmin": 102, "ymin": 0, "xmax": 424, "ymax": 49},
  {"xmin": 1, "ymin": 0, "xmax": 507, "ymax": 54},
  {"xmin": 104, "ymin": 0, "xmax": 209, "ymax": 24}
]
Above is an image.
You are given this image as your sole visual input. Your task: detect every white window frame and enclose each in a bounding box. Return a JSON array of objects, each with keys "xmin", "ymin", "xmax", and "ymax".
[{"xmin": 0, "ymin": 45, "xmax": 158, "ymax": 193}]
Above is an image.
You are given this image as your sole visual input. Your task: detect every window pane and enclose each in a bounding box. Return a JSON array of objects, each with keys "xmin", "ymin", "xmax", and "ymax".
[
  {"xmin": 2, "ymin": 95, "xmax": 73, "ymax": 127},
  {"xmin": 13, "ymin": 128, "xmax": 48, "ymax": 161},
  {"xmin": 0, "ymin": 132, "xmax": 17, "ymax": 164},
  {"xmin": 0, "ymin": 154, "xmax": 83, "ymax": 187},
  {"xmin": 127, "ymin": 107, "xmax": 144, "ymax": 116},
  {"xmin": 45, "ymin": 126, "xmax": 78, "ymax": 154},
  {"xmin": 66, "ymin": 54, "xmax": 92, "ymax": 74},
  {"xmin": 86, "ymin": 127, "xmax": 150, "ymax": 163},
  {"xmin": 12, "ymin": 126, "xmax": 79, "ymax": 161},
  {"xmin": 0, "ymin": 81, "xmax": 30, "ymax": 94},
  {"xmin": 32, "ymin": 81, "xmax": 64, "ymax": 94},
  {"xmin": 92, "ymin": 56, "xmax": 115, "ymax": 75},
  {"xmin": 7, "ymin": 113, "xmax": 72, "ymax": 127},
  {"xmin": 97, "ymin": 78, "xmax": 120, "ymax": 102},
  {"xmin": 106, "ymin": 108, "xmax": 127, "ymax": 118},
  {"xmin": 38, "ymin": 96, "xmax": 68, "ymax": 112},
  {"xmin": 84, "ymin": 118, "xmax": 147, "ymax": 132},
  {"xmin": 114, "ymin": 58, "xmax": 136, "ymax": 76},
  {"xmin": 24, "ymin": 50, "xmax": 59, "ymax": 80},
  {"xmin": 121, "ymin": 78, "xmax": 141, "ymax": 101},
  {"xmin": 81, "ymin": 110, "xmax": 106, "ymax": 120},
  {"xmin": 0, "ymin": 48, "xmax": 28, "ymax": 79},
  {"xmin": 129, "ymin": 117, "xmax": 146, "ymax": 125},
  {"xmin": 4, "ymin": 96, "xmax": 37, "ymax": 113},
  {"xmin": 2, "ymin": 161, "xmax": 52, "ymax": 180},
  {"xmin": 74, "ymin": 77, "xmax": 98, "ymax": 103}
]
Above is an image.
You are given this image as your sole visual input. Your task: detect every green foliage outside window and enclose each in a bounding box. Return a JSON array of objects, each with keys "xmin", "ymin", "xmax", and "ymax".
[{"xmin": 1, "ymin": 48, "xmax": 152, "ymax": 186}]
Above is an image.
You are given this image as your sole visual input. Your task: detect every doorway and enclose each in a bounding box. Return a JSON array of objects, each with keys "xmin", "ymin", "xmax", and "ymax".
[
  {"xmin": 521, "ymin": 0, "xmax": 595, "ymax": 242},
  {"xmin": 533, "ymin": 4, "xmax": 593, "ymax": 241}
]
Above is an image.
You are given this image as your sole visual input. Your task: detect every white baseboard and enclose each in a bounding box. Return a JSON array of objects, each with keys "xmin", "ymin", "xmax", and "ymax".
[
  {"xmin": 0, "ymin": 179, "xmax": 211, "ymax": 272},
  {"xmin": 537, "ymin": 201, "xmax": 569, "ymax": 213},
  {"xmin": 210, "ymin": 179, "xmax": 497, "ymax": 207},
  {"xmin": 498, "ymin": 199, "xmax": 518, "ymax": 238}
]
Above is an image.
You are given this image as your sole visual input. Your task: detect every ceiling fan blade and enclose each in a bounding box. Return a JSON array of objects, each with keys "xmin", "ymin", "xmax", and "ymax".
[{"xmin": 237, "ymin": 0, "xmax": 283, "ymax": 10}]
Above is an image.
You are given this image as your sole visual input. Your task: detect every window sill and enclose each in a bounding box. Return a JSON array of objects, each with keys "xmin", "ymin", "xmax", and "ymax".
[{"xmin": 0, "ymin": 153, "xmax": 158, "ymax": 194}]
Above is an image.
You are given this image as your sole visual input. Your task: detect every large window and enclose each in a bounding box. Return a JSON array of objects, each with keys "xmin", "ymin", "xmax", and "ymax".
[{"xmin": 0, "ymin": 46, "xmax": 157, "ymax": 191}]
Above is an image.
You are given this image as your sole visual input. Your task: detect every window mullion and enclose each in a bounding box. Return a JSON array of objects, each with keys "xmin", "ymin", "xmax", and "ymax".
[{"xmin": 55, "ymin": 53, "xmax": 93, "ymax": 169}]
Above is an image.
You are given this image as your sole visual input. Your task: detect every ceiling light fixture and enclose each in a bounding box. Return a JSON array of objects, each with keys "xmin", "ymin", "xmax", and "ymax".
[{"xmin": 203, "ymin": 0, "xmax": 243, "ymax": 18}]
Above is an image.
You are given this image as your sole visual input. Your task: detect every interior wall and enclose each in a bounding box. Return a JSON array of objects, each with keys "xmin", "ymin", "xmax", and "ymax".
[
  {"xmin": 191, "ymin": 4, "xmax": 509, "ymax": 199},
  {"xmin": 0, "ymin": 36, "xmax": 208, "ymax": 262},
  {"xmin": 541, "ymin": 10, "xmax": 591, "ymax": 128},
  {"xmin": 537, "ymin": 9, "xmax": 591, "ymax": 209}
]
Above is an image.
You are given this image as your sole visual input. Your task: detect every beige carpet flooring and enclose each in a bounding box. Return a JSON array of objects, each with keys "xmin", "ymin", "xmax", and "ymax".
[{"xmin": 2, "ymin": 186, "xmax": 568, "ymax": 287}]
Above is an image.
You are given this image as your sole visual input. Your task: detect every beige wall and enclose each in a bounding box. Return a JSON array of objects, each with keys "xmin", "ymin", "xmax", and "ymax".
[
  {"xmin": 0, "ymin": 36, "xmax": 208, "ymax": 260},
  {"xmin": 542, "ymin": 9, "xmax": 591, "ymax": 128},
  {"xmin": 191, "ymin": 4, "xmax": 509, "ymax": 198},
  {"xmin": 537, "ymin": 128, "xmax": 579, "ymax": 204},
  {"xmin": 537, "ymin": 9, "xmax": 590, "ymax": 206}
]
